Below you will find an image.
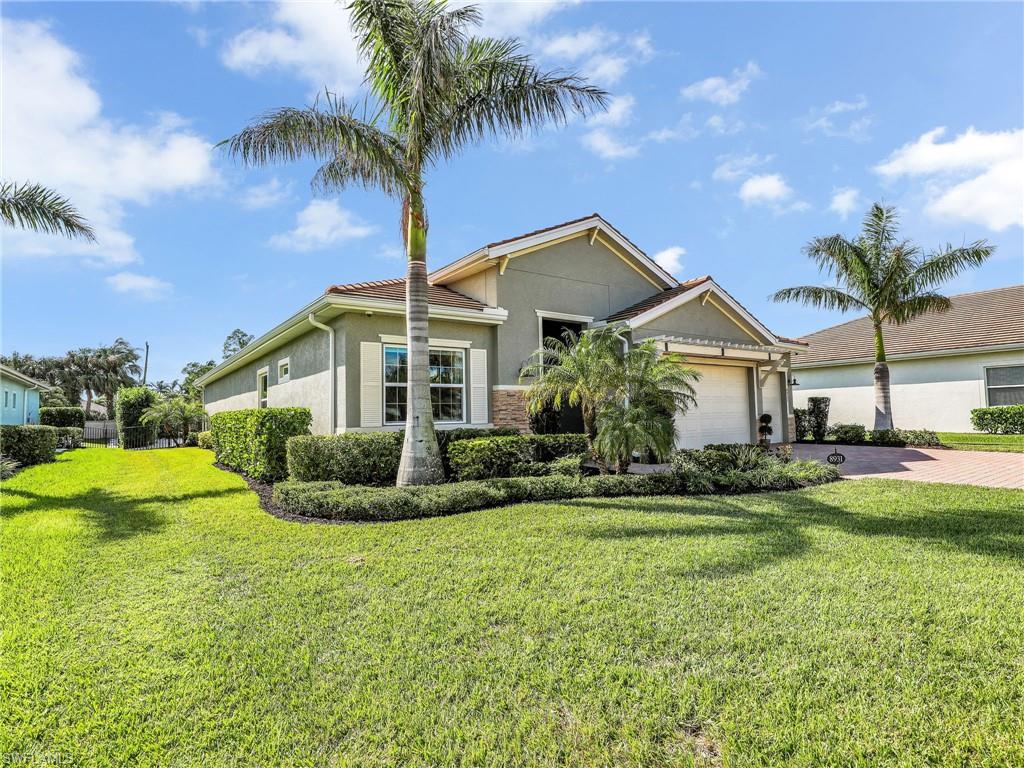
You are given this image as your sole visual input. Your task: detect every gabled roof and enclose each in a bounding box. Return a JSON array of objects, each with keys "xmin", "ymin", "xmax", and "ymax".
[
  {"xmin": 0, "ymin": 363, "xmax": 54, "ymax": 391},
  {"xmin": 604, "ymin": 276, "xmax": 713, "ymax": 321},
  {"xmin": 428, "ymin": 213, "xmax": 678, "ymax": 289},
  {"xmin": 326, "ymin": 278, "xmax": 486, "ymax": 310},
  {"xmin": 793, "ymin": 285, "xmax": 1024, "ymax": 366}
]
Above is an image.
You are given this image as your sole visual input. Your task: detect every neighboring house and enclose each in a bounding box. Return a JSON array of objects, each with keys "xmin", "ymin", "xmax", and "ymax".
[
  {"xmin": 197, "ymin": 214, "xmax": 807, "ymax": 448},
  {"xmin": 792, "ymin": 285, "xmax": 1024, "ymax": 432},
  {"xmin": 0, "ymin": 363, "xmax": 53, "ymax": 425}
]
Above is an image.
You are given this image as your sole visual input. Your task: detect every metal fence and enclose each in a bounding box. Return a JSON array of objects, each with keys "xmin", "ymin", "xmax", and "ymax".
[{"xmin": 83, "ymin": 417, "xmax": 208, "ymax": 450}]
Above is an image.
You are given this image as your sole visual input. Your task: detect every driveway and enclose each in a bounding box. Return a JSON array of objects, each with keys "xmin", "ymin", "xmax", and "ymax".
[{"xmin": 793, "ymin": 444, "xmax": 1024, "ymax": 489}]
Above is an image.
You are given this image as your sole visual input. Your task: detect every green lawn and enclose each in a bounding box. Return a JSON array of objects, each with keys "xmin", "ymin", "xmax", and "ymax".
[
  {"xmin": 938, "ymin": 431, "xmax": 1024, "ymax": 453},
  {"xmin": 2, "ymin": 449, "xmax": 1022, "ymax": 767}
]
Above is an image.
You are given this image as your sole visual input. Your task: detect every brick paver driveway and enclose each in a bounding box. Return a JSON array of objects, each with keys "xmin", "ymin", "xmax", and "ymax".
[{"xmin": 794, "ymin": 444, "xmax": 1024, "ymax": 489}]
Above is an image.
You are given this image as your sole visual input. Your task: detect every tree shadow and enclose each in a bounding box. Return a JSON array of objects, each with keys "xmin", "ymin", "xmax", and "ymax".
[{"xmin": 1, "ymin": 486, "xmax": 248, "ymax": 541}]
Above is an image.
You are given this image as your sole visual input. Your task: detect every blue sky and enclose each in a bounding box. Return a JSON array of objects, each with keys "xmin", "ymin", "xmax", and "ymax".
[{"xmin": 2, "ymin": 1, "xmax": 1022, "ymax": 383}]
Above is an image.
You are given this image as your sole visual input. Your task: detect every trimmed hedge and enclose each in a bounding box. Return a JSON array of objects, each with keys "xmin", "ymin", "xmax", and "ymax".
[
  {"xmin": 828, "ymin": 423, "xmax": 867, "ymax": 444},
  {"xmin": 39, "ymin": 407, "xmax": 86, "ymax": 429},
  {"xmin": 868, "ymin": 428, "xmax": 941, "ymax": 448},
  {"xmin": 807, "ymin": 397, "xmax": 830, "ymax": 442},
  {"xmin": 0, "ymin": 424, "xmax": 58, "ymax": 466},
  {"xmin": 196, "ymin": 431, "xmax": 214, "ymax": 450},
  {"xmin": 288, "ymin": 432, "xmax": 402, "ymax": 485},
  {"xmin": 971, "ymin": 404, "xmax": 1024, "ymax": 435},
  {"xmin": 793, "ymin": 408, "xmax": 809, "ymax": 441},
  {"xmin": 55, "ymin": 426, "xmax": 83, "ymax": 450},
  {"xmin": 114, "ymin": 387, "xmax": 157, "ymax": 447},
  {"xmin": 447, "ymin": 434, "xmax": 589, "ymax": 480},
  {"xmin": 211, "ymin": 408, "xmax": 312, "ymax": 482}
]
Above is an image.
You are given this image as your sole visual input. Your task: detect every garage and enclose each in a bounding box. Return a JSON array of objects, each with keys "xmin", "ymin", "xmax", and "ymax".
[{"xmin": 674, "ymin": 363, "xmax": 752, "ymax": 449}]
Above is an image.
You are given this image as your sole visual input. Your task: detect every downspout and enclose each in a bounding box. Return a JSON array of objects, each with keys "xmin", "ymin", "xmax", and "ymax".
[{"xmin": 307, "ymin": 313, "xmax": 336, "ymax": 433}]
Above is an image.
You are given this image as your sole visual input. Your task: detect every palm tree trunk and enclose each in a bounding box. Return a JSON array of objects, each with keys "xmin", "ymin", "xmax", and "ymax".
[
  {"xmin": 872, "ymin": 323, "xmax": 893, "ymax": 431},
  {"xmin": 396, "ymin": 188, "xmax": 444, "ymax": 486},
  {"xmin": 84, "ymin": 389, "xmax": 93, "ymax": 418}
]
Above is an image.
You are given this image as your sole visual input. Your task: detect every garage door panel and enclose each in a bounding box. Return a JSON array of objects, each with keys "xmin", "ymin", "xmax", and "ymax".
[{"xmin": 675, "ymin": 364, "xmax": 751, "ymax": 449}]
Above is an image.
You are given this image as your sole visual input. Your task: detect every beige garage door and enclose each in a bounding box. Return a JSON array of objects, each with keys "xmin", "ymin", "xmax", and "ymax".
[{"xmin": 675, "ymin": 363, "xmax": 751, "ymax": 449}]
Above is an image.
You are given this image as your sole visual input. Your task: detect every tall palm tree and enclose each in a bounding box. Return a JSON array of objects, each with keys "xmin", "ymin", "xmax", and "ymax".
[
  {"xmin": 0, "ymin": 181, "xmax": 95, "ymax": 240},
  {"xmin": 222, "ymin": 0, "xmax": 606, "ymax": 485},
  {"xmin": 94, "ymin": 338, "xmax": 143, "ymax": 407},
  {"xmin": 773, "ymin": 203, "xmax": 993, "ymax": 430}
]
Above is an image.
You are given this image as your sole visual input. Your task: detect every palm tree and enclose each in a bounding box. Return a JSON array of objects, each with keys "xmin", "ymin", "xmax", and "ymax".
[
  {"xmin": 773, "ymin": 203, "xmax": 993, "ymax": 430},
  {"xmin": 141, "ymin": 397, "xmax": 207, "ymax": 446},
  {"xmin": 222, "ymin": 0, "xmax": 607, "ymax": 485},
  {"xmin": 0, "ymin": 181, "xmax": 95, "ymax": 240},
  {"xmin": 94, "ymin": 338, "xmax": 143, "ymax": 408}
]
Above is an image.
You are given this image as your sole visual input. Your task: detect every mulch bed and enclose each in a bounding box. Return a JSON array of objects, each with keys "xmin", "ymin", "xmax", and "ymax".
[{"xmin": 213, "ymin": 462, "xmax": 352, "ymax": 525}]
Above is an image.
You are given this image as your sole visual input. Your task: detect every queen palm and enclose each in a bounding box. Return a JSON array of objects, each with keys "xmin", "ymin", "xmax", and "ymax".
[
  {"xmin": 773, "ymin": 203, "xmax": 993, "ymax": 430},
  {"xmin": 0, "ymin": 181, "xmax": 95, "ymax": 240},
  {"xmin": 222, "ymin": 0, "xmax": 606, "ymax": 485}
]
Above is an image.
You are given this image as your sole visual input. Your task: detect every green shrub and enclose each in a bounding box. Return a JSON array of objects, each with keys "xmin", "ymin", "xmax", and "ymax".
[
  {"xmin": 548, "ymin": 454, "xmax": 585, "ymax": 476},
  {"xmin": 211, "ymin": 408, "xmax": 312, "ymax": 482},
  {"xmin": 971, "ymin": 404, "xmax": 1024, "ymax": 435},
  {"xmin": 196, "ymin": 431, "xmax": 214, "ymax": 450},
  {"xmin": 287, "ymin": 432, "xmax": 402, "ymax": 485},
  {"xmin": 0, "ymin": 425, "xmax": 58, "ymax": 465},
  {"xmin": 668, "ymin": 444, "xmax": 839, "ymax": 495},
  {"xmin": 55, "ymin": 426, "xmax": 83, "ymax": 450},
  {"xmin": 869, "ymin": 429, "xmax": 906, "ymax": 447},
  {"xmin": 770, "ymin": 444, "xmax": 793, "ymax": 463},
  {"xmin": 807, "ymin": 397, "xmax": 831, "ymax": 442},
  {"xmin": 828, "ymin": 423, "xmax": 867, "ymax": 444},
  {"xmin": 1, "ymin": 455, "xmax": 20, "ymax": 480},
  {"xmin": 509, "ymin": 461, "xmax": 551, "ymax": 477},
  {"xmin": 448, "ymin": 436, "xmax": 535, "ymax": 480},
  {"xmin": 529, "ymin": 433, "xmax": 589, "ymax": 461},
  {"xmin": 114, "ymin": 387, "xmax": 157, "ymax": 447},
  {"xmin": 898, "ymin": 429, "xmax": 941, "ymax": 447},
  {"xmin": 793, "ymin": 408, "xmax": 810, "ymax": 441},
  {"xmin": 39, "ymin": 407, "xmax": 86, "ymax": 429},
  {"xmin": 703, "ymin": 443, "xmax": 773, "ymax": 471}
]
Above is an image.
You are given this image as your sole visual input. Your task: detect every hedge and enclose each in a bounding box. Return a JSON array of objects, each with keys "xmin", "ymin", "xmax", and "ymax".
[
  {"xmin": 806, "ymin": 397, "xmax": 830, "ymax": 442},
  {"xmin": 827, "ymin": 423, "xmax": 867, "ymax": 444},
  {"xmin": 55, "ymin": 426, "xmax": 83, "ymax": 450},
  {"xmin": 196, "ymin": 431, "xmax": 214, "ymax": 450},
  {"xmin": 114, "ymin": 387, "xmax": 157, "ymax": 447},
  {"xmin": 868, "ymin": 428, "xmax": 941, "ymax": 447},
  {"xmin": 447, "ymin": 434, "xmax": 589, "ymax": 480},
  {"xmin": 211, "ymin": 407, "xmax": 312, "ymax": 482},
  {"xmin": 971, "ymin": 404, "xmax": 1024, "ymax": 435},
  {"xmin": 0, "ymin": 425, "xmax": 58, "ymax": 466},
  {"xmin": 39, "ymin": 407, "xmax": 86, "ymax": 429}
]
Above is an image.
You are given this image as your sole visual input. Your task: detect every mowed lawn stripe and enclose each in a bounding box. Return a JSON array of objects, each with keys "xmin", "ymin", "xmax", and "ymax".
[{"xmin": 2, "ymin": 448, "xmax": 1022, "ymax": 767}]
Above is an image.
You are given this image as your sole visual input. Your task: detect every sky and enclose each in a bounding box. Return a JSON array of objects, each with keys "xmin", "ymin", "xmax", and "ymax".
[{"xmin": 2, "ymin": 0, "xmax": 1022, "ymax": 383}]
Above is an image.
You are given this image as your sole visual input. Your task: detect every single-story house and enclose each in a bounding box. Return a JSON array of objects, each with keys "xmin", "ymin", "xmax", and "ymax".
[
  {"xmin": 792, "ymin": 285, "xmax": 1024, "ymax": 432},
  {"xmin": 0, "ymin": 363, "xmax": 53, "ymax": 425},
  {"xmin": 197, "ymin": 214, "xmax": 807, "ymax": 448}
]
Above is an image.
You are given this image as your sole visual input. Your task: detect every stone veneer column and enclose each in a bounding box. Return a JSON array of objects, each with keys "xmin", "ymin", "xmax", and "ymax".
[{"xmin": 490, "ymin": 389, "xmax": 532, "ymax": 433}]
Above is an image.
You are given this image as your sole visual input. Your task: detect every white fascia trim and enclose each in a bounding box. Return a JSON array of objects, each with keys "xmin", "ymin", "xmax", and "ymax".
[
  {"xmin": 429, "ymin": 216, "xmax": 678, "ymax": 288},
  {"xmin": 791, "ymin": 342, "xmax": 1024, "ymax": 369},
  {"xmin": 535, "ymin": 309, "xmax": 594, "ymax": 323},
  {"xmin": 0, "ymin": 364, "xmax": 54, "ymax": 391},
  {"xmin": 379, "ymin": 335, "xmax": 472, "ymax": 348}
]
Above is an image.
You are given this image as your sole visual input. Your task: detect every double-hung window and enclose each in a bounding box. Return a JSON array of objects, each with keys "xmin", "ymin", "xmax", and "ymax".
[
  {"xmin": 986, "ymin": 365, "xmax": 1024, "ymax": 406},
  {"xmin": 257, "ymin": 369, "xmax": 269, "ymax": 409},
  {"xmin": 383, "ymin": 345, "xmax": 465, "ymax": 424}
]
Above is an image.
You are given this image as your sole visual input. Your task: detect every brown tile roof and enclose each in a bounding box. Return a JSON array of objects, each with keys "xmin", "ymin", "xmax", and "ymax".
[
  {"xmin": 484, "ymin": 213, "xmax": 600, "ymax": 249},
  {"xmin": 603, "ymin": 276, "xmax": 713, "ymax": 321},
  {"xmin": 793, "ymin": 285, "xmax": 1024, "ymax": 365},
  {"xmin": 325, "ymin": 278, "xmax": 487, "ymax": 311}
]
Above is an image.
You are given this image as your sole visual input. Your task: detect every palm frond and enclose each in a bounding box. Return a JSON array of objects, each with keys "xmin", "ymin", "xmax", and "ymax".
[
  {"xmin": 861, "ymin": 203, "xmax": 899, "ymax": 264},
  {"xmin": 0, "ymin": 181, "xmax": 95, "ymax": 241},
  {"xmin": 771, "ymin": 285, "xmax": 868, "ymax": 313},
  {"xmin": 885, "ymin": 292, "xmax": 952, "ymax": 324},
  {"xmin": 909, "ymin": 241, "xmax": 995, "ymax": 291}
]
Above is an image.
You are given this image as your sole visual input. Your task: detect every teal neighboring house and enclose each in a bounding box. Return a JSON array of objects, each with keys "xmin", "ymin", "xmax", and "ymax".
[{"xmin": 0, "ymin": 363, "xmax": 53, "ymax": 425}]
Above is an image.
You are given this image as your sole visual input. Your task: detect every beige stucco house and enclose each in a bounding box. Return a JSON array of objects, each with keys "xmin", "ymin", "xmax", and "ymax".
[
  {"xmin": 197, "ymin": 214, "xmax": 807, "ymax": 448},
  {"xmin": 792, "ymin": 285, "xmax": 1024, "ymax": 432}
]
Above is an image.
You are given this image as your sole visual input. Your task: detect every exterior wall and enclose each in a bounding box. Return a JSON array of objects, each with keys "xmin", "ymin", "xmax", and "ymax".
[
  {"xmin": 632, "ymin": 299, "xmax": 765, "ymax": 346},
  {"xmin": 490, "ymin": 388, "xmax": 531, "ymax": 432},
  {"xmin": 0, "ymin": 379, "xmax": 40, "ymax": 425},
  {"xmin": 491, "ymin": 236, "xmax": 658, "ymax": 385},
  {"xmin": 448, "ymin": 267, "xmax": 498, "ymax": 307},
  {"xmin": 202, "ymin": 319, "xmax": 342, "ymax": 435},
  {"xmin": 793, "ymin": 348, "xmax": 1024, "ymax": 432},
  {"xmin": 342, "ymin": 313, "xmax": 496, "ymax": 429}
]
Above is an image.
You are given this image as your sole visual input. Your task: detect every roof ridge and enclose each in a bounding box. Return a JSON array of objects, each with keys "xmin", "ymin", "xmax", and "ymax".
[{"xmin": 944, "ymin": 284, "xmax": 1024, "ymax": 299}]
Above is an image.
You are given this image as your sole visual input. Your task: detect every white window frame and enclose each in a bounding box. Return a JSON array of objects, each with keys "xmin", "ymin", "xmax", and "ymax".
[
  {"xmin": 535, "ymin": 310, "xmax": 593, "ymax": 376},
  {"xmin": 382, "ymin": 344, "xmax": 467, "ymax": 425},
  {"xmin": 984, "ymin": 363, "xmax": 1024, "ymax": 406},
  {"xmin": 278, "ymin": 358, "xmax": 291, "ymax": 384},
  {"xmin": 256, "ymin": 367, "xmax": 269, "ymax": 409}
]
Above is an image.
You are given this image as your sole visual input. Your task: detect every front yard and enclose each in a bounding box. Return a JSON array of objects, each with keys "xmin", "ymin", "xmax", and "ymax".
[
  {"xmin": 937, "ymin": 431, "xmax": 1024, "ymax": 453},
  {"xmin": 2, "ymin": 448, "xmax": 1022, "ymax": 767}
]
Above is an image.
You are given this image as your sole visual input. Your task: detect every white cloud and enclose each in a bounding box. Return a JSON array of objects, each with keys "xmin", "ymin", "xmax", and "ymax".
[
  {"xmin": 803, "ymin": 96, "xmax": 872, "ymax": 141},
  {"xmin": 469, "ymin": 0, "xmax": 579, "ymax": 38},
  {"xmin": 829, "ymin": 187, "xmax": 861, "ymax": 219},
  {"xmin": 222, "ymin": 2, "xmax": 362, "ymax": 94},
  {"xmin": 652, "ymin": 246, "xmax": 686, "ymax": 275},
  {"xmin": 738, "ymin": 173, "xmax": 808, "ymax": 213},
  {"xmin": 581, "ymin": 129, "xmax": 638, "ymax": 160},
  {"xmin": 584, "ymin": 54, "xmax": 629, "ymax": 85},
  {"xmin": 588, "ymin": 94, "xmax": 635, "ymax": 127},
  {"xmin": 537, "ymin": 23, "xmax": 653, "ymax": 87},
  {"xmin": 681, "ymin": 61, "xmax": 761, "ymax": 106},
  {"xmin": 187, "ymin": 26, "xmax": 211, "ymax": 48},
  {"xmin": 539, "ymin": 26, "xmax": 614, "ymax": 59},
  {"xmin": 105, "ymin": 272, "xmax": 172, "ymax": 300},
  {"xmin": 874, "ymin": 126, "xmax": 1023, "ymax": 231},
  {"xmin": 269, "ymin": 200, "xmax": 375, "ymax": 251},
  {"xmin": 705, "ymin": 114, "xmax": 745, "ymax": 136},
  {"xmin": 240, "ymin": 178, "xmax": 292, "ymax": 210},
  {"xmin": 824, "ymin": 95, "xmax": 868, "ymax": 114},
  {"xmin": 1, "ymin": 19, "xmax": 217, "ymax": 267},
  {"xmin": 711, "ymin": 153, "xmax": 772, "ymax": 182}
]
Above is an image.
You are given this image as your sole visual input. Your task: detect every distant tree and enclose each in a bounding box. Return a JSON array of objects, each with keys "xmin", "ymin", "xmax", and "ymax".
[
  {"xmin": 150, "ymin": 380, "xmax": 181, "ymax": 396},
  {"xmin": 222, "ymin": 329, "xmax": 254, "ymax": 360},
  {"xmin": 181, "ymin": 360, "xmax": 216, "ymax": 401},
  {"xmin": 0, "ymin": 180, "xmax": 95, "ymax": 240},
  {"xmin": 40, "ymin": 388, "xmax": 72, "ymax": 408},
  {"xmin": 772, "ymin": 203, "xmax": 993, "ymax": 430},
  {"xmin": 140, "ymin": 397, "xmax": 207, "ymax": 447}
]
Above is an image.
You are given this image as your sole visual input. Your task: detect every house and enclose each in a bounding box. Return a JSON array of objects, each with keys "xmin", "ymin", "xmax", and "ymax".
[
  {"xmin": 197, "ymin": 214, "xmax": 807, "ymax": 448},
  {"xmin": 0, "ymin": 363, "xmax": 53, "ymax": 425},
  {"xmin": 792, "ymin": 285, "xmax": 1024, "ymax": 432}
]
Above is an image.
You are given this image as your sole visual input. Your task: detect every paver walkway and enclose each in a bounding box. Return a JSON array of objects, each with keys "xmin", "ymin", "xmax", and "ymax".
[{"xmin": 793, "ymin": 444, "xmax": 1024, "ymax": 489}]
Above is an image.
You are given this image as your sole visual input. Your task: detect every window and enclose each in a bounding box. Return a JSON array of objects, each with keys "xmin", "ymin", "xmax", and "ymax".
[
  {"xmin": 278, "ymin": 358, "xmax": 290, "ymax": 383},
  {"xmin": 257, "ymin": 369, "xmax": 269, "ymax": 408},
  {"xmin": 3, "ymin": 391, "xmax": 7, "ymax": 408},
  {"xmin": 383, "ymin": 345, "xmax": 465, "ymax": 424},
  {"xmin": 986, "ymin": 365, "xmax": 1024, "ymax": 406},
  {"xmin": 11, "ymin": 392, "xmax": 15, "ymax": 409}
]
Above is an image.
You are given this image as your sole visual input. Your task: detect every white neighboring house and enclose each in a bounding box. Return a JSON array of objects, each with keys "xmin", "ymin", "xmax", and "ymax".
[{"xmin": 792, "ymin": 285, "xmax": 1024, "ymax": 432}]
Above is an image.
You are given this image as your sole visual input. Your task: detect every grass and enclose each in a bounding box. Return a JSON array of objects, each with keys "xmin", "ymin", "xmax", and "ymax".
[
  {"xmin": 2, "ymin": 448, "xmax": 1022, "ymax": 767},
  {"xmin": 937, "ymin": 431, "xmax": 1024, "ymax": 453}
]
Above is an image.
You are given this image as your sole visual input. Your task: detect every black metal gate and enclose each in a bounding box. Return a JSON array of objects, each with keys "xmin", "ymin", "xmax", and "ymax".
[{"xmin": 83, "ymin": 418, "xmax": 208, "ymax": 450}]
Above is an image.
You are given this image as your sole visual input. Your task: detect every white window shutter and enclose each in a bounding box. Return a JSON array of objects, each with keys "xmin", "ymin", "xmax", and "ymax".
[
  {"xmin": 360, "ymin": 342, "xmax": 383, "ymax": 428},
  {"xmin": 470, "ymin": 348, "xmax": 488, "ymax": 425}
]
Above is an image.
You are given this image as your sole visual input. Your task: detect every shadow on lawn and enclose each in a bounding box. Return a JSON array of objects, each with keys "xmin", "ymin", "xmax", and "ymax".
[
  {"xmin": 568, "ymin": 487, "xmax": 1024, "ymax": 576},
  {"xmin": 0, "ymin": 486, "xmax": 247, "ymax": 540}
]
